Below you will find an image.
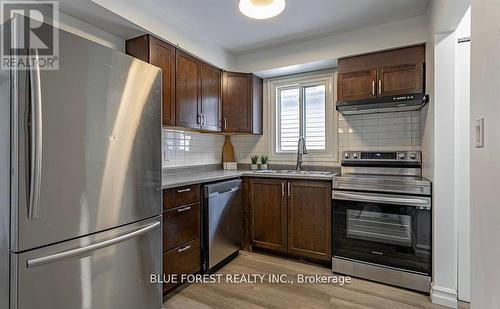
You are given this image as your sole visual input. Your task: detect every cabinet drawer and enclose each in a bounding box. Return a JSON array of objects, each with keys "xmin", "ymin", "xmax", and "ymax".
[
  {"xmin": 163, "ymin": 239, "xmax": 201, "ymax": 293},
  {"xmin": 163, "ymin": 203, "xmax": 200, "ymax": 251},
  {"xmin": 163, "ymin": 184, "xmax": 200, "ymax": 210}
]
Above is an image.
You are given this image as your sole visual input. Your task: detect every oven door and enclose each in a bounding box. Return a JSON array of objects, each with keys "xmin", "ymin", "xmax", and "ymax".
[{"xmin": 332, "ymin": 190, "xmax": 431, "ymax": 275}]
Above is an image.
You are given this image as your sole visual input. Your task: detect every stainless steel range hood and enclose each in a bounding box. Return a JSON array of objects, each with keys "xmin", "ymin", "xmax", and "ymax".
[{"xmin": 336, "ymin": 94, "xmax": 428, "ymax": 115}]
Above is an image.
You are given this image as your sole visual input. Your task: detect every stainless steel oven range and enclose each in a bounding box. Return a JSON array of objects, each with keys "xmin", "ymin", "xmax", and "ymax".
[{"xmin": 332, "ymin": 151, "xmax": 432, "ymax": 293}]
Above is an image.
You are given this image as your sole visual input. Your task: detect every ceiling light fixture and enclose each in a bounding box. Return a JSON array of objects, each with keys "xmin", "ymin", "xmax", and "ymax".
[{"xmin": 239, "ymin": 0, "xmax": 286, "ymax": 19}]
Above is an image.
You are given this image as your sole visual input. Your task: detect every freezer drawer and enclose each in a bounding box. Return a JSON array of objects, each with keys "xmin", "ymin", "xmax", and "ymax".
[{"xmin": 10, "ymin": 216, "xmax": 162, "ymax": 309}]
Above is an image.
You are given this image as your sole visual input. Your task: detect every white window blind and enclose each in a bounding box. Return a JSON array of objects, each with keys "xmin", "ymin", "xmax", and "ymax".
[
  {"xmin": 278, "ymin": 88, "xmax": 300, "ymax": 151},
  {"xmin": 304, "ymin": 85, "xmax": 326, "ymax": 150},
  {"xmin": 277, "ymin": 84, "xmax": 326, "ymax": 152}
]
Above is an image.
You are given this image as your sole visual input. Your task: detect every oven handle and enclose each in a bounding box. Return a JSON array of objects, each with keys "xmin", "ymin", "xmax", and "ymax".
[{"xmin": 332, "ymin": 190, "xmax": 431, "ymax": 209}]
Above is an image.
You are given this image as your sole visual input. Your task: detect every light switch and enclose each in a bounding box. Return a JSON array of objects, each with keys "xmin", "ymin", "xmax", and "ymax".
[{"xmin": 475, "ymin": 118, "xmax": 484, "ymax": 148}]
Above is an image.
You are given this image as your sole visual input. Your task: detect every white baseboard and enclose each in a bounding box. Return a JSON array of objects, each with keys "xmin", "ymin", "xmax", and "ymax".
[{"xmin": 431, "ymin": 285, "xmax": 458, "ymax": 308}]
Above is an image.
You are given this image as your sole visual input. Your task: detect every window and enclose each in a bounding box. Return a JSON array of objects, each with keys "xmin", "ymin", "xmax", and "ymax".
[
  {"xmin": 277, "ymin": 85, "xmax": 326, "ymax": 152},
  {"xmin": 270, "ymin": 71, "xmax": 337, "ymax": 162}
]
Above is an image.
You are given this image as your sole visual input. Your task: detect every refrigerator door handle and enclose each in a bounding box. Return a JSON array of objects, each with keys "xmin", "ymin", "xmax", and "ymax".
[
  {"xmin": 26, "ymin": 221, "xmax": 160, "ymax": 268},
  {"xmin": 28, "ymin": 48, "xmax": 42, "ymax": 220}
]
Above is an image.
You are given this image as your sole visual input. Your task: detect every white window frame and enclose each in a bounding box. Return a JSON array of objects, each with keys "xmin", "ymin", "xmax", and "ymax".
[{"xmin": 268, "ymin": 70, "xmax": 338, "ymax": 163}]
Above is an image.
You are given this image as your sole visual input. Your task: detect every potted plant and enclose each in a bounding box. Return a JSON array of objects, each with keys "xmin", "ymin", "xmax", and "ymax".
[
  {"xmin": 260, "ymin": 155, "xmax": 269, "ymax": 170},
  {"xmin": 250, "ymin": 155, "xmax": 259, "ymax": 170}
]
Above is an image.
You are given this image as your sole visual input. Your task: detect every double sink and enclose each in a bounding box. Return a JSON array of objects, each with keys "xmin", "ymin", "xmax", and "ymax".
[{"xmin": 252, "ymin": 169, "xmax": 335, "ymax": 176}]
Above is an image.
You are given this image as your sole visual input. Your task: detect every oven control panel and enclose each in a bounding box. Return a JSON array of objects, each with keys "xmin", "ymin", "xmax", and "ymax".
[{"xmin": 341, "ymin": 151, "xmax": 421, "ymax": 165}]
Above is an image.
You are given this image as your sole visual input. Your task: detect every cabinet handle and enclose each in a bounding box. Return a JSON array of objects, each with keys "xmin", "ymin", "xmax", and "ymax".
[
  {"xmin": 201, "ymin": 114, "xmax": 206, "ymax": 127},
  {"xmin": 282, "ymin": 182, "xmax": 285, "ymax": 197},
  {"xmin": 224, "ymin": 117, "xmax": 227, "ymax": 131},
  {"xmin": 378, "ymin": 80, "xmax": 382, "ymax": 95},
  {"xmin": 287, "ymin": 182, "xmax": 291, "ymax": 197},
  {"xmin": 177, "ymin": 245, "xmax": 191, "ymax": 253},
  {"xmin": 177, "ymin": 188, "xmax": 191, "ymax": 193},
  {"xmin": 372, "ymin": 80, "xmax": 375, "ymax": 96},
  {"xmin": 197, "ymin": 114, "xmax": 201, "ymax": 125},
  {"xmin": 177, "ymin": 206, "xmax": 191, "ymax": 212}
]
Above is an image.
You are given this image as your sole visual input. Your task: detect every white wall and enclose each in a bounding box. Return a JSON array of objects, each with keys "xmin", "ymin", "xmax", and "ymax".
[
  {"xmin": 431, "ymin": 31, "xmax": 458, "ymax": 308},
  {"xmin": 455, "ymin": 8, "xmax": 471, "ymax": 303},
  {"xmin": 422, "ymin": 0, "xmax": 470, "ymax": 182},
  {"xmin": 423, "ymin": 1, "xmax": 470, "ymax": 307},
  {"xmin": 235, "ymin": 15, "xmax": 428, "ymax": 74},
  {"xmin": 470, "ymin": 1, "xmax": 500, "ymax": 308},
  {"xmin": 56, "ymin": 8, "xmax": 124, "ymax": 50},
  {"xmin": 19, "ymin": 3, "xmax": 124, "ymax": 51}
]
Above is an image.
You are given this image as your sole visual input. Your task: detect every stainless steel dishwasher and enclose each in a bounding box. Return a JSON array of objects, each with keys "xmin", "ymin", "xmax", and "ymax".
[{"xmin": 202, "ymin": 179, "xmax": 242, "ymax": 272}]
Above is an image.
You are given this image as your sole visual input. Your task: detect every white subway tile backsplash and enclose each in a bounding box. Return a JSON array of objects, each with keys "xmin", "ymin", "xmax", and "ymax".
[
  {"xmin": 161, "ymin": 128, "xmax": 225, "ymax": 168},
  {"xmin": 162, "ymin": 109, "xmax": 422, "ymax": 168},
  {"xmin": 338, "ymin": 110, "xmax": 421, "ymax": 153}
]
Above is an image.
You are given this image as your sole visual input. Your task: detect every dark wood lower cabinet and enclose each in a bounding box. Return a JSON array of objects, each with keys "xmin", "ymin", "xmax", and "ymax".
[
  {"xmin": 162, "ymin": 186, "xmax": 202, "ymax": 295},
  {"xmin": 163, "ymin": 238, "xmax": 201, "ymax": 294},
  {"xmin": 163, "ymin": 184, "xmax": 200, "ymax": 210},
  {"xmin": 163, "ymin": 203, "xmax": 200, "ymax": 251},
  {"xmin": 249, "ymin": 178, "xmax": 287, "ymax": 253},
  {"xmin": 287, "ymin": 180, "xmax": 331, "ymax": 261},
  {"xmin": 247, "ymin": 178, "xmax": 331, "ymax": 261}
]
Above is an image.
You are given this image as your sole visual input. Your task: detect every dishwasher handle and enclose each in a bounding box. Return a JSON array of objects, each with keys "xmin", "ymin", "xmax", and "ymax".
[
  {"xmin": 204, "ymin": 179, "xmax": 242, "ymax": 198},
  {"xmin": 208, "ymin": 186, "xmax": 240, "ymax": 198}
]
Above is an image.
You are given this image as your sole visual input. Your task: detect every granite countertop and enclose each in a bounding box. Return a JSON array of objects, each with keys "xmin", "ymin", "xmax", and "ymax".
[{"xmin": 162, "ymin": 166, "xmax": 339, "ymax": 189}]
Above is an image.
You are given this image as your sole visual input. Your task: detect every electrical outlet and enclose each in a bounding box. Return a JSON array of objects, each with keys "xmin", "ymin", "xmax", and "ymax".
[{"xmin": 475, "ymin": 118, "xmax": 484, "ymax": 148}]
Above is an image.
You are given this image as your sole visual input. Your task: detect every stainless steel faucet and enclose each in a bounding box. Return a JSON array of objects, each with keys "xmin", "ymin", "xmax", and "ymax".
[{"xmin": 296, "ymin": 136, "xmax": 308, "ymax": 170}]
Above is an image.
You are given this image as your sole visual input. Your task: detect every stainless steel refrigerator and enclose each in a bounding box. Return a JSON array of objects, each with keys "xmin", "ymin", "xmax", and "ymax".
[{"xmin": 0, "ymin": 16, "xmax": 163, "ymax": 309}]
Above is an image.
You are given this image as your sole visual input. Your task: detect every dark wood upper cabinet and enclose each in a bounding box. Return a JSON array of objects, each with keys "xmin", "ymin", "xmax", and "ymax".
[
  {"xmin": 176, "ymin": 49, "xmax": 201, "ymax": 129},
  {"xmin": 127, "ymin": 35, "xmax": 262, "ymax": 134},
  {"xmin": 125, "ymin": 35, "xmax": 176, "ymax": 126},
  {"xmin": 287, "ymin": 180, "xmax": 331, "ymax": 261},
  {"xmin": 249, "ymin": 178, "xmax": 287, "ymax": 253},
  {"xmin": 201, "ymin": 63, "xmax": 222, "ymax": 132},
  {"xmin": 337, "ymin": 69, "xmax": 377, "ymax": 101},
  {"xmin": 222, "ymin": 72, "xmax": 263, "ymax": 134},
  {"xmin": 378, "ymin": 63, "xmax": 424, "ymax": 97},
  {"xmin": 337, "ymin": 44, "xmax": 425, "ymax": 102}
]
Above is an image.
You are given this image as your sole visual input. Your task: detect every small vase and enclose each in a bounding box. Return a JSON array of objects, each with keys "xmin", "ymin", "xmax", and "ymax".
[
  {"xmin": 260, "ymin": 164, "xmax": 268, "ymax": 170},
  {"xmin": 251, "ymin": 164, "xmax": 258, "ymax": 170}
]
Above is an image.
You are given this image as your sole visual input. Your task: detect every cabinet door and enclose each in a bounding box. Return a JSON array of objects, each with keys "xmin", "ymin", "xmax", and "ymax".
[
  {"xmin": 337, "ymin": 69, "xmax": 377, "ymax": 101},
  {"xmin": 287, "ymin": 180, "xmax": 331, "ymax": 261},
  {"xmin": 176, "ymin": 50, "xmax": 201, "ymax": 129},
  {"xmin": 378, "ymin": 63, "xmax": 424, "ymax": 97},
  {"xmin": 201, "ymin": 63, "xmax": 221, "ymax": 132},
  {"xmin": 222, "ymin": 72, "xmax": 252, "ymax": 133},
  {"xmin": 149, "ymin": 37, "xmax": 176, "ymax": 126},
  {"xmin": 249, "ymin": 178, "xmax": 287, "ymax": 253}
]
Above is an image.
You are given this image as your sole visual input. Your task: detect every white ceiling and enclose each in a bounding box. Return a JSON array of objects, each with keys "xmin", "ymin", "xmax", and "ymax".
[
  {"xmin": 49, "ymin": 0, "xmax": 431, "ymax": 76},
  {"xmin": 150, "ymin": 0, "xmax": 431, "ymax": 55}
]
